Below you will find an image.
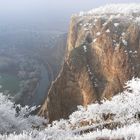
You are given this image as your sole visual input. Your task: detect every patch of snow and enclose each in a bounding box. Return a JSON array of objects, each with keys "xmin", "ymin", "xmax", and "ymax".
[
  {"xmin": 134, "ymin": 51, "xmax": 137, "ymax": 54},
  {"xmin": 109, "ymin": 15, "xmax": 115, "ymax": 20},
  {"xmin": 84, "ymin": 28, "xmax": 89, "ymax": 31},
  {"xmin": 116, "ymin": 13, "xmax": 121, "ymax": 18},
  {"xmin": 103, "ymin": 22, "xmax": 107, "ymax": 26},
  {"xmin": 122, "ymin": 39, "xmax": 128, "ymax": 46},
  {"xmin": 106, "ymin": 29, "xmax": 110, "ymax": 33},
  {"xmin": 114, "ymin": 23, "xmax": 119, "ymax": 27},
  {"xmin": 79, "ymin": 4, "xmax": 140, "ymax": 16},
  {"xmin": 135, "ymin": 17, "xmax": 140, "ymax": 24},
  {"xmin": 83, "ymin": 24, "xmax": 87, "ymax": 27},
  {"xmin": 115, "ymin": 44, "xmax": 120, "ymax": 48},
  {"xmin": 89, "ymin": 23, "xmax": 92, "ymax": 26},
  {"xmin": 122, "ymin": 32, "xmax": 126, "ymax": 36},
  {"xmin": 94, "ymin": 19, "xmax": 98, "ymax": 22},
  {"xmin": 79, "ymin": 11, "xmax": 84, "ymax": 16},
  {"xmin": 93, "ymin": 38, "xmax": 97, "ymax": 43},
  {"xmin": 77, "ymin": 4, "xmax": 140, "ymax": 26},
  {"xmin": 96, "ymin": 32, "xmax": 101, "ymax": 36},
  {"xmin": 83, "ymin": 45, "xmax": 87, "ymax": 52}
]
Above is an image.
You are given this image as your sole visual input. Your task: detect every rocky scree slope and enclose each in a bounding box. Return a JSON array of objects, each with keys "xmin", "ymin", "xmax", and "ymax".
[{"xmin": 39, "ymin": 4, "xmax": 140, "ymax": 122}]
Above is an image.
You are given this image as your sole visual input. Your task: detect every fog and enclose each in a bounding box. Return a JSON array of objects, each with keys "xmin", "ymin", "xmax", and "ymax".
[{"xmin": 0, "ymin": 0, "xmax": 140, "ymax": 31}]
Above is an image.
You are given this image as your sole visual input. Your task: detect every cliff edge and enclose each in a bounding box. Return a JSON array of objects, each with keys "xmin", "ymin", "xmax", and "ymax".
[{"xmin": 39, "ymin": 4, "xmax": 140, "ymax": 122}]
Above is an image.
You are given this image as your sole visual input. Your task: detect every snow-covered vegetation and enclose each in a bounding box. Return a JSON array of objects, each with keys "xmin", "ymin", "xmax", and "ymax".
[
  {"xmin": 0, "ymin": 78, "xmax": 140, "ymax": 139},
  {"xmin": 79, "ymin": 3, "xmax": 140, "ymax": 16},
  {"xmin": 77, "ymin": 3, "xmax": 140, "ymax": 35},
  {"xmin": 0, "ymin": 93, "xmax": 46, "ymax": 134}
]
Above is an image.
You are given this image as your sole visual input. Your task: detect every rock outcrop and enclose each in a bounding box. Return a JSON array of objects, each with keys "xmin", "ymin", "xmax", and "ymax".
[{"xmin": 39, "ymin": 4, "xmax": 140, "ymax": 122}]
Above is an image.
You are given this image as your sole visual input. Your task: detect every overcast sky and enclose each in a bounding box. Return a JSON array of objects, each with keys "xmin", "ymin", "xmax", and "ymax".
[{"xmin": 0, "ymin": 0, "xmax": 140, "ymax": 31}]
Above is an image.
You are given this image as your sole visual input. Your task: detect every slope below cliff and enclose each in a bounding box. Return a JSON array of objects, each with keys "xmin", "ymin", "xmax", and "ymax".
[{"xmin": 39, "ymin": 4, "xmax": 140, "ymax": 122}]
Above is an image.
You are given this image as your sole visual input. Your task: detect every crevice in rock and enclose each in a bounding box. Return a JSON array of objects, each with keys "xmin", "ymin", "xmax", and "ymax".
[{"xmin": 82, "ymin": 42, "xmax": 102, "ymax": 103}]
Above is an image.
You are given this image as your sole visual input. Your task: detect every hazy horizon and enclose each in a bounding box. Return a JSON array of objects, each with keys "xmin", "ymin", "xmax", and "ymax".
[{"xmin": 0, "ymin": 0, "xmax": 140, "ymax": 31}]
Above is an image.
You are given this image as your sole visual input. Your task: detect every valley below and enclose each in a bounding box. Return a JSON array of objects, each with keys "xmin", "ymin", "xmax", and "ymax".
[{"xmin": 0, "ymin": 29, "xmax": 66, "ymax": 106}]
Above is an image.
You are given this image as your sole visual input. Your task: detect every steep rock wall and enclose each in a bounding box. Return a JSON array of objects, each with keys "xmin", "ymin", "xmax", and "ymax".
[{"xmin": 39, "ymin": 9, "xmax": 140, "ymax": 122}]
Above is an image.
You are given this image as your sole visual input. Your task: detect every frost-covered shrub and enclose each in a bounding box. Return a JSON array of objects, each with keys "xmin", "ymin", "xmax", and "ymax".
[
  {"xmin": 0, "ymin": 78, "xmax": 140, "ymax": 140},
  {"xmin": 0, "ymin": 93, "xmax": 46, "ymax": 134},
  {"xmin": 69, "ymin": 78, "xmax": 140, "ymax": 127}
]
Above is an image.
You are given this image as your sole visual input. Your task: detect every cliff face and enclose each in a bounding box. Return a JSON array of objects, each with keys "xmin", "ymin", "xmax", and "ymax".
[{"xmin": 39, "ymin": 6, "xmax": 140, "ymax": 122}]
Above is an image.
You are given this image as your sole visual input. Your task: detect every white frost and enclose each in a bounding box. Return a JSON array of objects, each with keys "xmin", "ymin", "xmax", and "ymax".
[
  {"xmin": 79, "ymin": 4, "xmax": 140, "ymax": 16},
  {"xmin": 93, "ymin": 38, "xmax": 97, "ymax": 43},
  {"xmin": 114, "ymin": 23, "xmax": 119, "ymax": 27},
  {"xmin": 122, "ymin": 39, "xmax": 128, "ymax": 46},
  {"xmin": 96, "ymin": 32, "xmax": 101, "ymax": 36},
  {"xmin": 83, "ymin": 45, "xmax": 87, "ymax": 52},
  {"xmin": 122, "ymin": 32, "xmax": 126, "ymax": 36},
  {"xmin": 106, "ymin": 29, "xmax": 110, "ymax": 33},
  {"xmin": 0, "ymin": 78, "xmax": 140, "ymax": 139}
]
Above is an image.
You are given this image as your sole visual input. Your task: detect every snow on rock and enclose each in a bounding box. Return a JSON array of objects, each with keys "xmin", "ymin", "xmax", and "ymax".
[
  {"xmin": 122, "ymin": 39, "xmax": 128, "ymax": 46},
  {"xmin": 122, "ymin": 32, "xmax": 126, "ymax": 36},
  {"xmin": 94, "ymin": 19, "xmax": 98, "ymax": 22},
  {"xmin": 79, "ymin": 11, "xmax": 84, "ymax": 17},
  {"xmin": 83, "ymin": 24, "xmax": 87, "ymax": 27},
  {"xmin": 106, "ymin": 29, "xmax": 110, "ymax": 33},
  {"xmin": 93, "ymin": 38, "xmax": 97, "ymax": 43},
  {"xmin": 135, "ymin": 17, "xmax": 140, "ymax": 25},
  {"xmin": 78, "ymin": 4, "xmax": 140, "ymax": 16},
  {"xmin": 76, "ymin": 4, "xmax": 140, "ymax": 27},
  {"xmin": 96, "ymin": 32, "xmax": 101, "ymax": 36},
  {"xmin": 83, "ymin": 45, "xmax": 87, "ymax": 52},
  {"xmin": 114, "ymin": 23, "xmax": 119, "ymax": 27},
  {"xmin": 103, "ymin": 22, "xmax": 107, "ymax": 26},
  {"xmin": 134, "ymin": 51, "xmax": 138, "ymax": 54},
  {"xmin": 84, "ymin": 28, "xmax": 89, "ymax": 31}
]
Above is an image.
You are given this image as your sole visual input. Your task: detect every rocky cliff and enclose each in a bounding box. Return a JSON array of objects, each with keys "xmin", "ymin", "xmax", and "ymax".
[{"xmin": 39, "ymin": 4, "xmax": 140, "ymax": 122}]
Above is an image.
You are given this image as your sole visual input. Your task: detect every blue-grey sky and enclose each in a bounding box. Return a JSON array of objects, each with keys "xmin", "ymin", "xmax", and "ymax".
[{"xmin": 0, "ymin": 0, "xmax": 140, "ymax": 31}]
